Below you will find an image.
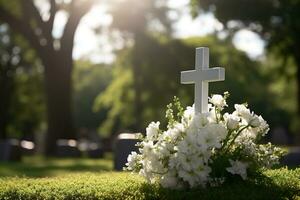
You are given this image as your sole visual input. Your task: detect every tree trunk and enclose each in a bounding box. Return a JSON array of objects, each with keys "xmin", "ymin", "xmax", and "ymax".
[
  {"xmin": 43, "ymin": 52, "xmax": 75, "ymax": 156},
  {"xmin": 297, "ymin": 62, "xmax": 300, "ymax": 115},
  {"xmin": 132, "ymin": 33, "xmax": 145, "ymax": 132},
  {"xmin": 0, "ymin": 62, "xmax": 15, "ymax": 140},
  {"xmin": 293, "ymin": 49, "xmax": 300, "ymax": 116}
]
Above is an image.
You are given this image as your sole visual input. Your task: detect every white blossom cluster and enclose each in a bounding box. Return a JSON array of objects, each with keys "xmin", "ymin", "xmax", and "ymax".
[{"xmin": 125, "ymin": 92, "xmax": 284, "ymax": 189}]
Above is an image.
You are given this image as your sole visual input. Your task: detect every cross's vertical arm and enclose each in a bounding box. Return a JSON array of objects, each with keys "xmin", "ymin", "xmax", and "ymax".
[
  {"xmin": 195, "ymin": 47, "xmax": 209, "ymax": 113},
  {"xmin": 180, "ymin": 47, "xmax": 225, "ymax": 114}
]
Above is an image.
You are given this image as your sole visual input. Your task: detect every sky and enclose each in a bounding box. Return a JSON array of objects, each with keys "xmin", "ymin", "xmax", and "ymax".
[{"xmin": 52, "ymin": 0, "xmax": 265, "ymax": 63}]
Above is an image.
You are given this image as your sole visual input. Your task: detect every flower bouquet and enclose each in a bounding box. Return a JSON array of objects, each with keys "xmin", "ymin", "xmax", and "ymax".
[{"xmin": 125, "ymin": 92, "xmax": 284, "ymax": 189}]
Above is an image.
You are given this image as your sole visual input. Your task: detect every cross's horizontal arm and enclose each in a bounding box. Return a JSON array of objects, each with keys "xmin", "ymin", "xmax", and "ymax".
[
  {"xmin": 202, "ymin": 67, "xmax": 225, "ymax": 82},
  {"xmin": 181, "ymin": 68, "xmax": 225, "ymax": 84},
  {"xmin": 181, "ymin": 70, "xmax": 197, "ymax": 84}
]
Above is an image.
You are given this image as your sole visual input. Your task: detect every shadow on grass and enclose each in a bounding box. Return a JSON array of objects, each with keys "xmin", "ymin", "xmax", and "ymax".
[
  {"xmin": 139, "ymin": 173, "xmax": 300, "ymax": 200},
  {"xmin": 0, "ymin": 156, "xmax": 113, "ymax": 177}
]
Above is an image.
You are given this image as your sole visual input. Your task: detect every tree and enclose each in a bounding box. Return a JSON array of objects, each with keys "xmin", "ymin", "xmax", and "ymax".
[
  {"xmin": 190, "ymin": 0, "xmax": 300, "ymax": 115},
  {"xmin": 9, "ymin": 63, "xmax": 45, "ymax": 140},
  {"xmin": 109, "ymin": 0, "xmax": 171, "ymax": 132},
  {"xmin": 0, "ymin": 23, "xmax": 45, "ymax": 140},
  {"xmin": 0, "ymin": 0, "xmax": 97, "ymax": 155},
  {"xmin": 0, "ymin": 24, "xmax": 19, "ymax": 139}
]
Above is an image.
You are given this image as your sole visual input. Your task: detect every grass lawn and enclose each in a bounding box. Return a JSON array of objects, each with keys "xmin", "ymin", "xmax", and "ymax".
[
  {"xmin": 0, "ymin": 154, "xmax": 113, "ymax": 177},
  {"xmin": 0, "ymin": 169, "xmax": 299, "ymax": 200},
  {"xmin": 0, "ymin": 156, "xmax": 299, "ymax": 199}
]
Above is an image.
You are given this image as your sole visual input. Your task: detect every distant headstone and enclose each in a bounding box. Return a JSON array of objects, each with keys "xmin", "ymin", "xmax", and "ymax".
[
  {"xmin": 56, "ymin": 139, "xmax": 81, "ymax": 157},
  {"xmin": 280, "ymin": 147, "xmax": 300, "ymax": 167},
  {"xmin": 87, "ymin": 142, "xmax": 104, "ymax": 158},
  {"xmin": 0, "ymin": 139, "xmax": 21, "ymax": 161},
  {"xmin": 78, "ymin": 139, "xmax": 103, "ymax": 158},
  {"xmin": 114, "ymin": 133, "xmax": 140, "ymax": 171},
  {"xmin": 84, "ymin": 130, "xmax": 104, "ymax": 158},
  {"xmin": 20, "ymin": 140, "xmax": 35, "ymax": 155}
]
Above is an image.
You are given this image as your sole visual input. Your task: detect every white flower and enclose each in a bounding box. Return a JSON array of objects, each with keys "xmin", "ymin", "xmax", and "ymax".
[
  {"xmin": 234, "ymin": 104, "xmax": 252, "ymax": 122},
  {"xmin": 203, "ymin": 124, "xmax": 227, "ymax": 148},
  {"xmin": 194, "ymin": 130, "xmax": 210, "ymax": 151},
  {"xmin": 208, "ymin": 123, "xmax": 227, "ymax": 140},
  {"xmin": 193, "ymin": 113, "xmax": 209, "ymax": 127},
  {"xmin": 176, "ymin": 139, "xmax": 190, "ymax": 154},
  {"xmin": 239, "ymin": 128, "xmax": 257, "ymax": 140},
  {"xmin": 185, "ymin": 113, "xmax": 209, "ymax": 138},
  {"xmin": 141, "ymin": 141, "xmax": 154, "ymax": 155},
  {"xmin": 258, "ymin": 115, "xmax": 269, "ymax": 134},
  {"xmin": 234, "ymin": 104, "xmax": 249, "ymax": 115},
  {"xmin": 226, "ymin": 160, "xmax": 248, "ymax": 180},
  {"xmin": 146, "ymin": 121, "xmax": 160, "ymax": 140},
  {"xmin": 126, "ymin": 151, "xmax": 139, "ymax": 170},
  {"xmin": 194, "ymin": 165, "xmax": 211, "ymax": 181},
  {"xmin": 224, "ymin": 113, "xmax": 240, "ymax": 130},
  {"xmin": 207, "ymin": 107, "xmax": 217, "ymax": 123},
  {"xmin": 238, "ymin": 138, "xmax": 256, "ymax": 155},
  {"xmin": 156, "ymin": 141, "xmax": 173, "ymax": 158},
  {"xmin": 164, "ymin": 123, "xmax": 184, "ymax": 142},
  {"xmin": 209, "ymin": 94, "xmax": 227, "ymax": 109},
  {"xmin": 126, "ymin": 93, "xmax": 280, "ymax": 189},
  {"xmin": 182, "ymin": 105, "xmax": 194, "ymax": 123},
  {"xmin": 249, "ymin": 114, "xmax": 261, "ymax": 127}
]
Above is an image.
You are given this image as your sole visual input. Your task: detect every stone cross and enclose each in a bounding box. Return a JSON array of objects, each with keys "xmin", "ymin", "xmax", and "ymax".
[{"xmin": 181, "ymin": 47, "xmax": 225, "ymax": 113}]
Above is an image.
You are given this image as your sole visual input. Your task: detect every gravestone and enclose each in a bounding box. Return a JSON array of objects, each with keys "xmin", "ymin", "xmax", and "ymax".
[
  {"xmin": 56, "ymin": 139, "xmax": 81, "ymax": 157},
  {"xmin": 87, "ymin": 142, "xmax": 104, "ymax": 158},
  {"xmin": 114, "ymin": 133, "xmax": 140, "ymax": 171},
  {"xmin": 85, "ymin": 130, "xmax": 104, "ymax": 158},
  {"xmin": 280, "ymin": 147, "xmax": 300, "ymax": 167},
  {"xmin": 78, "ymin": 139, "xmax": 104, "ymax": 158},
  {"xmin": 20, "ymin": 140, "xmax": 36, "ymax": 155},
  {"xmin": 0, "ymin": 139, "xmax": 21, "ymax": 161}
]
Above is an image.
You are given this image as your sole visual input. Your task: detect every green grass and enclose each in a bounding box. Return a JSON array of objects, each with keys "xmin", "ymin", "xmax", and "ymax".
[
  {"xmin": 0, "ymin": 157, "xmax": 299, "ymax": 199},
  {"xmin": 0, "ymin": 168, "xmax": 299, "ymax": 200},
  {"xmin": 0, "ymin": 155, "xmax": 113, "ymax": 177}
]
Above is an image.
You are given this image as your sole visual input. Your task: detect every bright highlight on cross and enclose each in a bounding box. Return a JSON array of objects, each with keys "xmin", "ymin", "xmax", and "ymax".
[{"xmin": 181, "ymin": 47, "xmax": 225, "ymax": 113}]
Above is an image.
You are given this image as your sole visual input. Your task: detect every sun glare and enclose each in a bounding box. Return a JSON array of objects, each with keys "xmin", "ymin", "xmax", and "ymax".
[{"xmin": 48, "ymin": 0, "xmax": 264, "ymax": 63}]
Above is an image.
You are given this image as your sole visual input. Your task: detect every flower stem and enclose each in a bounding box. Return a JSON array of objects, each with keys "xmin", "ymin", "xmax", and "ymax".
[
  {"xmin": 215, "ymin": 108, "xmax": 219, "ymax": 123},
  {"xmin": 223, "ymin": 125, "xmax": 250, "ymax": 154},
  {"xmin": 220, "ymin": 129, "xmax": 234, "ymax": 151}
]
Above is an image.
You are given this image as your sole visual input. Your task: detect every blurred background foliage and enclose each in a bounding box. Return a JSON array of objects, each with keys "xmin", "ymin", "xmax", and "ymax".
[
  {"xmin": 73, "ymin": 60, "xmax": 111, "ymax": 132},
  {"xmin": 0, "ymin": 24, "xmax": 45, "ymax": 140},
  {"xmin": 94, "ymin": 34, "xmax": 291, "ymax": 137},
  {"xmin": 0, "ymin": 0, "xmax": 299, "ymax": 146}
]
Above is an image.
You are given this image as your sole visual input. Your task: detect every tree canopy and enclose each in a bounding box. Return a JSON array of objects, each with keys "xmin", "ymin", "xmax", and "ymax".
[
  {"xmin": 0, "ymin": 0, "xmax": 98, "ymax": 155},
  {"xmin": 191, "ymin": 0, "xmax": 300, "ymax": 116}
]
